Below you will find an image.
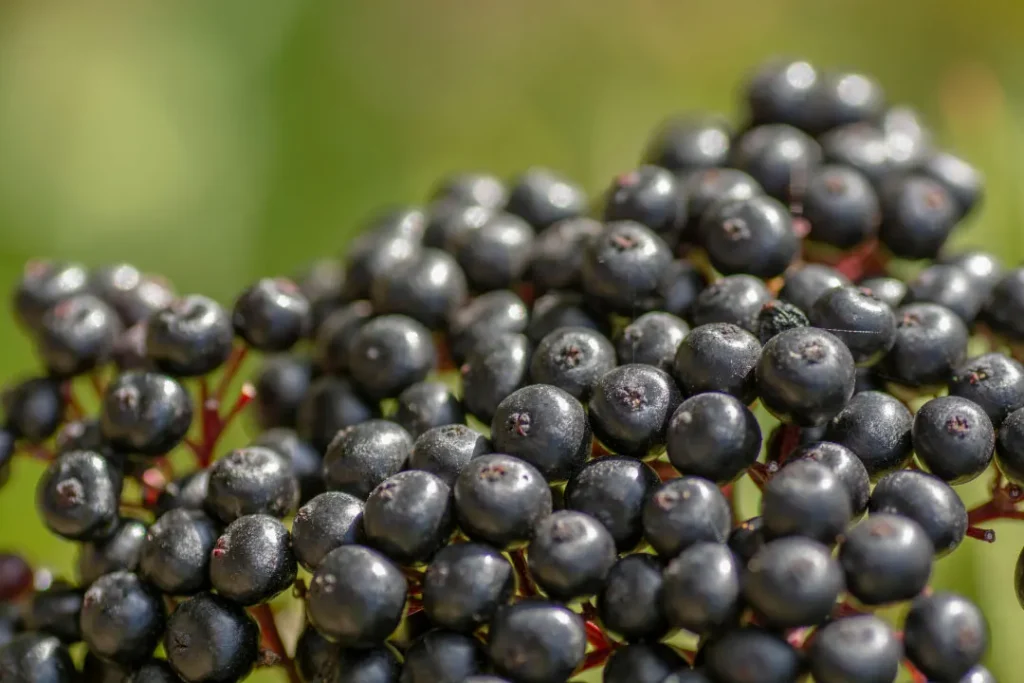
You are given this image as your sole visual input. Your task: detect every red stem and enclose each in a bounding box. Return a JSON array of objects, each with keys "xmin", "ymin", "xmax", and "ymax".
[
  {"xmin": 577, "ymin": 648, "xmax": 613, "ymax": 673},
  {"xmin": 650, "ymin": 460, "xmax": 680, "ymax": 482},
  {"xmin": 89, "ymin": 372, "xmax": 107, "ymax": 401},
  {"xmin": 17, "ymin": 445, "xmax": 53, "ymax": 462},
  {"xmin": 966, "ymin": 477, "xmax": 1024, "ymax": 542},
  {"xmin": 61, "ymin": 382, "xmax": 85, "ymax": 421},
  {"xmin": 214, "ymin": 345, "xmax": 249, "ymax": 403},
  {"xmin": 250, "ymin": 604, "xmax": 300, "ymax": 683},
  {"xmin": 509, "ymin": 548, "xmax": 537, "ymax": 597}
]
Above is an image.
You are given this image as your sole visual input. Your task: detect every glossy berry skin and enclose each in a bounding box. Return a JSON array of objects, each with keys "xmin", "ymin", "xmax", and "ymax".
[
  {"xmin": 702, "ymin": 196, "xmax": 798, "ymax": 278},
  {"xmin": 603, "ymin": 644, "xmax": 686, "ymax": 683},
  {"xmin": 343, "ymin": 227, "xmax": 421, "ymax": 302},
  {"xmin": 146, "ymin": 295, "xmax": 234, "ymax": 377},
  {"xmin": 528, "ymin": 217, "xmax": 604, "ymax": 293},
  {"xmin": 673, "ymin": 323, "xmax": 761, "ymax": 404},
  {"xmin": 882, "ymin": 303, "xmax": 968, "ymax": 388},
  {"xmin": 526, "ymin": 286, "xmax": 603, "ymax": 344},
  {"xmin": 393, "ymin": 381, "xmax": 465, "ymax": 439},
  {"xmin": 487, "ymin": 601, "xmax": 586, "ymax": 683},
  {"xmin": 810, "ymin": 286, "xmax": 896, "ymax": 367},
  {"xmin": 431, "ymin": 171, "xmax": 507, "ymax": 210},
  {"xmin": 14, "ymin": 260, "xmax": 90, "ymax": 332},
  {"xmin": 730, "ymin": 124, "xmax": 822, "ymax": 203},
  {"xmin": 80, "ymin": 571, "xmax": 165, "ymax": 665},
  {"xmin": 295, "ymin": 627, "xmax": 399, "ymax": 683},
  {"xmin": 527, "ymin": 511, "xmax": 616, "ymax": 600},
  {"xmin": 869, "ymin": 470, "xmax": 967, "ymax": 556},
  {"xmin": 155, "ymin": 470, "xmax": 210, "ymax": 516},
  {"xmin": 491, "ymin": 384, "xmax": 590, "ymax": 482},
  {"xmin": 122, "ymin": 660, "xmax": 182, "ymax": 683},
  {"xmin": 878, "ymin": 175, "xmax": 959, "ymax": 260},
  {"xmin": 615, "ymin": 312, "xmax": 688, "ymax": 373},
  {"xmin": 779, "ymin": 264, "xmax": 851, "ymax": 314},
  {"xmin": 205, "ymin": 446, "xmax": 300, "ymax": 524},
  {"xmin": 939, "ymin": 249, "xmax": 1002, "ymax": 293},
  {"xmin": 291, "ymin": 491, "xmax": 364, "ymax": 572},
  {"xmin": 1017, "ymin": 545, "xmax": 1024, "ymax": 610},
  {"xmin": 808, "ymin": 615, "xmax": 901, "ymax": 683},
  {"xmin": 232, "ymin": 278, "xmax": 310, "ymax": 351},
  {"xmin": 905, "ymin": 264, "xmax": 984, "ymax": 324},
  {"xmin": 77, "ymin": 517, "xmax": 147, "ymax": 585},
  {"xmin": 253, "ymin": 354, "xmax": 312, "ymax": 430},
  {"xmin": 663, "ymin": 542, "xmax": 740, "ymax": 635},
  {"xmin": 347, "ymin": 315, "xmax": 436, "ymax": 400},
  {"xmin": 666, "ymin": 393, "xmax": 761, "ymax": 484},
  {"xmin": 839, "ymin": 513, "xmax": 932, "ymax": 606},
  {"xmin": 745, "ymin": 58, "xmax": 820, "ymax": 130},
  {"xmin": 819, "ymin": 124, "xmax": 892, "ymax": 188},
  {"xmin": 294, "ymin": 258, "xmax": 346, "ymax": 335},
  {"xmin": 597, "ymin": 554, "xmax": 669, "ymax": 642},
  {"xmin": 565, "ymin": 456, "xmax": 659, "ymax": 552},
  {"xmin": 36, "ymin": 450, "xmax": 122, "ymax": 541},
  {"xmin": 4, "ymin": 376, "xmax": 64, "ymax": 443},
  {"xmin": 690, "ymin": 275, "xmax": 772, "ymax": 333},
  {"xmin": 28, "ymin": 582, "xmax": 84, "ymax": 644},
  {"xmin": 657, "ymin": 260, "xmax": 706, "ymax": 323},
  {"xmin": 401, "ymin": 630, "xmax": 485, "ymax": 683},
  {"xmin": 422, "ymin": 542, "xmax": 514, "ymax": 633},
  {"xmin": 949, "ymin": 353, "xmax": 1024, "ymax": 428},
  {"xmin": 920, "ymin": 151, "xmax": 983, "ymax": 219},
  {"xmin": 743, "ymin": 536, "xmax": 843, "ymax": 628},
  {"xmin": 682, "ymin": 168, "xmax": 763, "ymax": 243},
  {"xmin": 252, "ymin": 428, "xmax": 324, "ymax": 505},
  {"xmin": 91, "ymin": 264, "xmax": 174, "ymax": 326},
  {"xmin": 461, "ymin": 333, "xmax": 531, "ymax": 424},
  {"xmin": 210, "ymin": 514, "xmax": 297, "ymax": 606},
  {"xmin": 997, "ymin": 407, "xmax": 1024, "ymax": 485},
  {"xmin": 754, "ymin": 299, "xmax": 808, "ymax": 345},
  {"xmin": 164, "ymin": 592, "xmax": 259, "ymax": 683},
  {"xmin": 982, "ymin": 267, "xmax": 1024, "ymax": 341},
  {"xmin": 409, "ymin": 424, "xmax": 490, "ymax": 487},
  {"xmin": 313, "ymin": 301, "xmax": 374, "ymax": 375},
  {"xmin": 813, "ymin": 70, "xmax": 886, "ymax": 131},
  {"xmin": 371, "ymin": 248, "xmax": 468, "ymax": 329},
  {"xmin": 297, "ymin": 376, "xmax": 380, "ymax": 453},
  {"xmin": 756, "ymin": 327, "xmax": 856, "ymax": 427},
  {"xmin": 643, "ymin": 114, "xmax": 732, "ymax": 172},
  {"xmin": 704, "ymin": 627, "xmax": 801, "ymax": 683},
  {"xmin": 729, "ymin": 517, "xmax": 766, "ymax": 565},
  {"xmin": 37, "ymin": 294, "xmax": 121, "ymax": 377},
  {"xmin": 456, "ymin": 212, "xmax": 534, "ymax": 291},
  {"xmin": 589, "ymin": 364, "xmax": 682, "ymax": 457},
  {"xmin": 0, "ymin": 633, "xmax": 77, "ymax": 683},
  {"xmin": 447, "ymin": 290, "xmax": 528, "ymax": 365},
  {"xmin": 859, "ymin": 276, "xmax": 907, "ymax": 309},
  {"xmin": 642, "ymin": 477, "xmax": 731, "ymax": 558},
  {"xmin": 529, "ymin": 326, "xmax": 615, "ymax": 402},
  {"xmin": 322, "ymin": 419, "xmax": 413, "ymax": 499},
  {"xmin": 603, "ymin": 166, "xmax": 688, "ymax": 246},
  {"xmin": 761, "ymin": 459, "xmax": 852, "ymax": 544},
  {"xmin": 100, "ymin": 371, "xmax": 192, "ymax": 456},
  {"xmin": 453, "ymin": 454, "xmax": 552, "ymax": 548},
  {"xmin": 363, "ymin": 470, "xmax": 453, "ymax": 564},
  {"xmin": 825, "ymin": 390, "xmax": 914, "ymax": 477},
  {"xmin": 306, "ymin": 545, "xmax": 407, "ymax": 647},
  {"xmin": 903, "ymin": 592, "xmax": 988, "ymax": 682},
  {"xmin": 789, "ymin": 441, "xmax": 870, "ymax": 515},
  {"xmin": 140, "ymin": 509, "xmax": 219, "ymax": 595},
  {"xmin": 505, "ymin": 167, "xmax": 587, "ymax": 230},
  {"xmin": 581, "ymin": 221, "xmax": 672, "ymax": 315},
  {"xmin": 913, "ymin": 396, "xmax": 994, "ymax": 484}
]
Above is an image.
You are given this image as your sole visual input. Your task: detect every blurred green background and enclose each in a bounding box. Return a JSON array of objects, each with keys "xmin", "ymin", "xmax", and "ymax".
[{"xmin": 1, "ymin": 0, "xmax": 1024, "ymax": 679}]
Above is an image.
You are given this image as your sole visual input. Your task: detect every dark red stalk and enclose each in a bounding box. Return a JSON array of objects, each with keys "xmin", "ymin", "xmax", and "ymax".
[{"xmin": 250, "ymin": 604, "xmax": 300, "ymax": 683}]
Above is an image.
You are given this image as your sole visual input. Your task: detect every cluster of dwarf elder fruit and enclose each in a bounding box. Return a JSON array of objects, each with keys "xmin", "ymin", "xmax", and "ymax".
[{"xmin": 0, "ymin": 57, "xmax": 1018, "ymax": 683}]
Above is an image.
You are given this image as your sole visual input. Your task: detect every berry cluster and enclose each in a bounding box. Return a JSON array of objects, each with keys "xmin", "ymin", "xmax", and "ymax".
[{"xmin": 0, "ymin": 57, "xmax": 1015, "ymax": 683}]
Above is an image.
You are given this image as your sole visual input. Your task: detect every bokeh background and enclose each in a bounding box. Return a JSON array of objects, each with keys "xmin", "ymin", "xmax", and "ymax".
[{"xmin": 1, "ymin": 0, "xmax": 1024, "ymax": 679}]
